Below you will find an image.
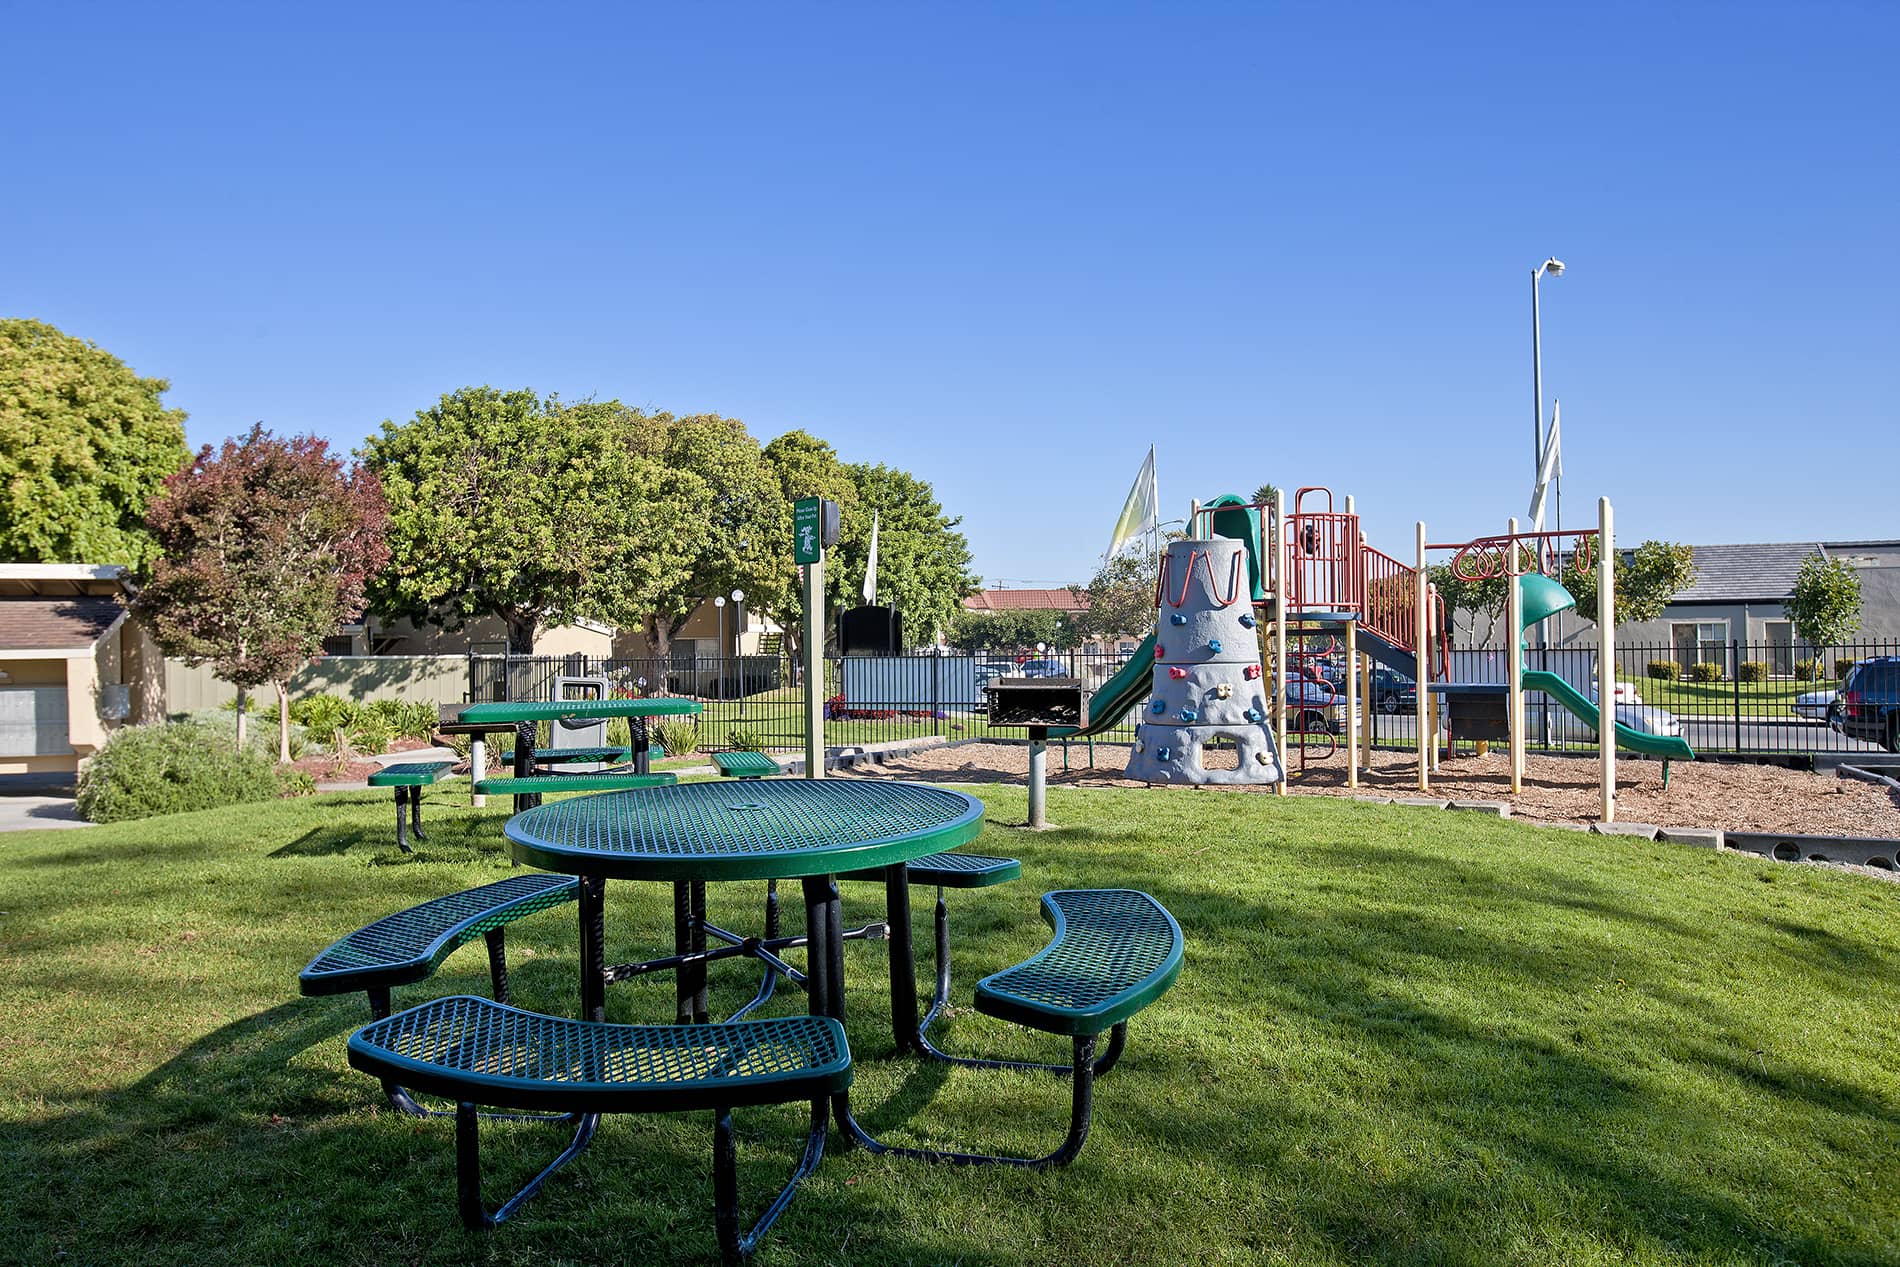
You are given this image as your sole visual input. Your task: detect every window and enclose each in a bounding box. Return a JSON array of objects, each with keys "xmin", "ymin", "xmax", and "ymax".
[{"xmin": 1671, "ymin": 621, "xmax": 1728, "ymax": 673}]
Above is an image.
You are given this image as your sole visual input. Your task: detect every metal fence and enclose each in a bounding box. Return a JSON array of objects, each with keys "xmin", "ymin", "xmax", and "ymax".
[{"xmin": 475, "ymin": 638, "xmax": 1899, "ymax": 759}]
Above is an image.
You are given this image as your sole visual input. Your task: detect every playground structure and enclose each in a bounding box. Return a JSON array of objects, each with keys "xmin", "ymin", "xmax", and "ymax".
[{"xmin": 1051, "ymin": 485, "xmax": 1691, "ymax": 822}]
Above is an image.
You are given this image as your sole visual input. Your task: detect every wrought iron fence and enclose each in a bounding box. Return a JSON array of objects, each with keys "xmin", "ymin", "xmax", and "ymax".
[{"xmin": 473, "ymin": 638, "xmax": 1900, "ymax": 760}]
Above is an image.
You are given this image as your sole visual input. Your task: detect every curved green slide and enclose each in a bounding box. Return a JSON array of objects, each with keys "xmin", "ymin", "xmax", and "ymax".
[
  {"xmin": 1521, "ymin": 668, "xmax": 1694, "ymax": 761},
  {"xmin": 1517, "ymin": 573, "xmax": 1694, "ymax": 761},
  {"xmin": 1050, "ymin": 632, "xmax": 1156, "ymax": 739}
]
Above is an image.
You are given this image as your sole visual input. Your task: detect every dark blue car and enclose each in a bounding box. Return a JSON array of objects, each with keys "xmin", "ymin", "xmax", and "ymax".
[{"xmin": 1839, "ymin": 656, "xmax": 1900, "ymax": 752}]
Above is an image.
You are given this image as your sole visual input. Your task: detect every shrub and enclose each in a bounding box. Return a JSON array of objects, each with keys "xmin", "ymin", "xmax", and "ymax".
[
  {"xmin": 351, "ymin": 714, "xmax": 394, "ymax": 756},
  {"xmin": 76, "ymin": 723, "xmax": 284, "ymax": 823},
  {"xmin": 1645, "ymin": 660, "xmax": 1680, "ymax": 681},
  {"xmin": 1794, "ymin": 658, "xmax": 1822, "ymax": 682},
  {"xmin": 384, "ymin": 700, "xmax": 438, "ymax": 743},
  {"xmin": 186, "ymin": 707, "xmax": 307, "ymax": 759},
  {"xmin": 1835, "ymin": 658, "xmax": 1857, "ymax": 680},
  {"xmin": 1737, "ymin": 661, "xmax": 1769, "ymax": 683},
  {"xmin": 726, "ymin": 724, "xmax": 765, "ymax": 752},
  {"xmin": 290, "ymin": 694, "xmax": 358, "ymax": 742},
  {"xmin": 278, "ymin": 768, "xmax": 316, "ymax": 798},
  {"xmin": 653, "ymin": 717, "xmax": 701, "ymax": 758},
  {"xmin": 1689, "ymin": 662, "xmax": 1723, "ymax": 683}
]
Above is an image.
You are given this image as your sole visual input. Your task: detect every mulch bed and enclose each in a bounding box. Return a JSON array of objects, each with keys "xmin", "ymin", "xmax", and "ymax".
[{"xmin": 837, "ymin": 740, "xmax": 1900, "ymax": 837}]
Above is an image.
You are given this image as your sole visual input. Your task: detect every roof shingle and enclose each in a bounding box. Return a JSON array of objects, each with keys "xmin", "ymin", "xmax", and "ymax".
[
  {"xmin": 962, "ymin": 588, "xmax": 1090, "ymax": 614},
  {"xmin": 0, "ymin": 596, "xmax": 125, "ymax": 651}
]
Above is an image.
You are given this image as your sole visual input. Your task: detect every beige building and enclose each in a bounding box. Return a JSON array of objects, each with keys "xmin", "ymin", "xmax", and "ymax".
[{"xmin": 0, "ymin": 565, "xmax": 164, "ymax": 777}]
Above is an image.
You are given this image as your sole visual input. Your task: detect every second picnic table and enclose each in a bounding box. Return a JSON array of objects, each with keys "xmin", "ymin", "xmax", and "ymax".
[{"xmin": 451, "ymin": 696, "xmax": 704, "ymax": 809}]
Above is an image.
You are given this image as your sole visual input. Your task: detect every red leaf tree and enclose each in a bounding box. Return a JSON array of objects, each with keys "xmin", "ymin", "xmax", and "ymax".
[{"xmin": 139, "ymin": 425, "xmax": 390, "ymax": 760}]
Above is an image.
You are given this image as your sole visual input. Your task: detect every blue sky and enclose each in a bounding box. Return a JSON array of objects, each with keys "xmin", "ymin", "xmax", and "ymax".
[{"xmin": 8, "ymin": 2, "xmax": 1896, "ymax": 587}]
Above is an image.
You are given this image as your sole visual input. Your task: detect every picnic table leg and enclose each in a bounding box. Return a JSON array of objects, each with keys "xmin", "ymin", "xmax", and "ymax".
[
  {"xmin": 883, "ymin": 864, "xmax": 920, "ymax": 1054},
  {"xmin": 470, "ymin": 735, "xmax": 487, "ymax": 808},
  {"xmin": 578, "ymin": 876, "xmax": 606, "ymax": 1023},
  {"xmin": 514, "ymin": 721, "xmax": 539, "ymax": 812},
  {"xmin": 633, "ymin": 716, "xmax": 650, "ymax": 775},
  {"xmin": 673, "ymin": 881, "xmax": 698, "ymax": 1025},
  {"xmin": 691, "ymin": 881, "xmax": 710, "ymax": 1023},
  {"xmin": 394, "ymin": 788, "xmax": 412, "ymax": 853},
  {"xmin": 410, "ymin": 786, "xmax": 426, "ymax": 842}
]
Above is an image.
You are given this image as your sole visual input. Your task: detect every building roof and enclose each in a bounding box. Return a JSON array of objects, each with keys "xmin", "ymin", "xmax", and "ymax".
[
  {"xmin": 0, "ymin": 564, "xmax": 131, "ymax": 599},
  {"xmin": 0, "ymin": 596, "xmax": 126, "ymax": 651},
  {"xmin": 962, "ymin": 588, "xmax": 1090, "ymax": 614}
]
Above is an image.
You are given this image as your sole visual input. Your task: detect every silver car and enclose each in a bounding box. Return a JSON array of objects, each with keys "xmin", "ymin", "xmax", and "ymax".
[{"xmin": 1791, "ymin": 689, "xmax": 1840, "ymax": 724}]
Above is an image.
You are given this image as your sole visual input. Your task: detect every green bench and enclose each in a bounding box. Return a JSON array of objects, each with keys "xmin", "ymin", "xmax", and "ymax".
[
  {"xmin": 473, "ymin": 771, "xmax": 678, "ymax": 799},
  {"xmin": 366, "ymin": 760, "xmax": 460, "ymax": 851},
  {"xmin": 847, "ymin": 888, "xmax": 1182, "ymax": 1169},
  {"xmin": 347, "ymin": 997, "xmax": 851, "ymax": 1263},
  {"xmin": 532, "ymin": 745, "xmax": 632, "ymax": 765},
  {"xmin": 298, "ymin": 873, "xmax": 579, "ymax": 1117},
  {"xmin": 712, "ymin": 751, "xmax": 783, "ymax": 779}
]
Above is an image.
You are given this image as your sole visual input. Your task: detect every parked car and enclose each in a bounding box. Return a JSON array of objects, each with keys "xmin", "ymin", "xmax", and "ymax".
[
  {"xmin": 973, "ymin": 660, "xmax": 1016, "ymax": 686},
  {"xmin": 1286, "ymin": 681, "xmax": 1343, "ymax": 733},
  {"xmin": 1791, "ymin": 688, "xmax": 1841, "ymax": 724},
  {"xmin": 1015, "ymin": 659, "xmax": 1066, "ymax": 679},
  {"xmin": 1838, "ymin": 656, "xmax": 1900, "ymax": 751},
  {"xmin": 1545, "ymin": 691, "xmax": 1684, "ymax": 741}
]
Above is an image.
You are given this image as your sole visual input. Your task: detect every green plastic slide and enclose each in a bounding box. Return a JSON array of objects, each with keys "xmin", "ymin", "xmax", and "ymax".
[
  {"xmin": 1050, "ymin": 632, "xmax": 1156, "ymax": 739},
  {"xmin": 1521, "ymin": 668, "xmax": 1695, "ymax": 761}
]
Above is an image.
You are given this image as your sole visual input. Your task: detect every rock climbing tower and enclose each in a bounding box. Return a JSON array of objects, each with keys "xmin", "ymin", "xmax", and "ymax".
[{"xmin": 1125, "ymin": 537, "xmax": 1284, "ymax": 786}]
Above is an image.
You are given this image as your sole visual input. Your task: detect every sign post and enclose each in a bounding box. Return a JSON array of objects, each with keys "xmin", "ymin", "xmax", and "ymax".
[{"xmin": 794, "ymin": 498, "xmax": 826, "ymax": 779}]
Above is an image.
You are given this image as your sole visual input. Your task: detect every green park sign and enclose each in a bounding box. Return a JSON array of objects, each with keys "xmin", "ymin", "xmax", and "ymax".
[{"xmin": 793, "ymin": 497, "xmax": 823, "ymax": 564}]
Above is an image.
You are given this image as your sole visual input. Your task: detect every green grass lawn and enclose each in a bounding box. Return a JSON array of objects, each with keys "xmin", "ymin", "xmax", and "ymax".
[
  {"xmin": 3, "ymin": 786, "xmax": 1897, "ymax": 1265},
  {"xmin": 1617, "ymin": 676, "xmax": 1820, "ymax": 714}
]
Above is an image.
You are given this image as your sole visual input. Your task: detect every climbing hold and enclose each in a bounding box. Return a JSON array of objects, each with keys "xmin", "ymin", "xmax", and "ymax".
[
  {"xmin": 1170, "ymin": 612, "xmax": 1188, "ymax": 625},
  {"xmin": 1152, "ymin": 699, "xmax": 1167, "ymax": 713},
  {"xmin": 1180, "ymin": 708, "xmax": 1198, "ymax": 722},
  {"xmin": 1208, "ymin": 639, "xmax": 1223, "ymax": 654},
  {"xmin": 1157, "ymin": 747, "xmax": 1172, "ymax": 761},
  {"xmin": 1215, "ymin": 683, "xmax": 1233, "ymax": 699},
  {"xmin": 1254, "ymin": 751, "xmax": 1272, "ymax": 765},
  {"xmin": 1239, "ymin": 613, "xmax": 1256, "ymax": 628},
  {"xmin": 1168, "ymin": 666, "xmax": 1189, "ymax": 680},
  {"xmin": 1244, "ymin": 707, "xmax": 1263, "ymax": 723},
  {"xmin": 1155, "ymin": 644, "xmax": 1165, "ymax": 660},
  {"xmin": 1244, "ymin": 665, "xmax": 1262, "ymax": 680},
  {"xmin": 1135, "ymin": 740, "xmax": 1145, "ymax": 754}
]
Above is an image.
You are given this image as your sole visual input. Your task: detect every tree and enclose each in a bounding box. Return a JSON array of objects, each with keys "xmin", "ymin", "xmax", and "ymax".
[
  {"xmin": 362, "ymin": 388, "xmax": 700, "ymax": 653},
  {"xmin": 0, "ymin": 318, "xmax": 190, "ymax": 567},
  {"xmin": 1072, "ymin": 549, "xmax": 1155, "ymax": 644},
  {"xmin": 1568, "ymin": 540, "xmax": 1698, "ymax": 625},
  {"xmin": 947, "ymin": 608, "xmax": 1067, "ymax": 653},
  {"xmin": 630, "ymin": 414, "xmax": 789, "ymax": 660},
  {"xmin": 829, "ymin": 463, "xmax": 978, "ymax": 646},
  {"xmin": 759, "ymin": 430, "xmax": 859, "ymax": 664},
  {"xmin": 138, "ymin": 426, "xmax": 389, "ymax": 758},
  {"xmin": 1429, "ymin": 553, "xmax": 1510, "ymax": 646},
  {"xmin": 1786, "ymin": 554, "xmax": 1861, "ymax": 649}
]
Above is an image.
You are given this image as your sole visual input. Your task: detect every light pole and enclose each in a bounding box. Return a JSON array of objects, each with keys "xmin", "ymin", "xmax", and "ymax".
[
  {"xmin": 731, "ymin": 590, "xmax": 746, "ymax": 716},
  {"xmin": 713, "ymin": 596, "xmax": 726, "ymax": 701},
  {"xmin": 1531, "ymin": 256, "xmax": 1564, "ymax": 495}
]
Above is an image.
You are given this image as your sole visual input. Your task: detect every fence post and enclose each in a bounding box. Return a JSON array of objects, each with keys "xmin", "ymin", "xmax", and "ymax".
[
  {"xmin": 931, "ymin": 653, "xmax": 941, "ymax": 736},
  {"xmin": 1732, "ymin": 640, "xmax": 1743, "ymax": 753}
]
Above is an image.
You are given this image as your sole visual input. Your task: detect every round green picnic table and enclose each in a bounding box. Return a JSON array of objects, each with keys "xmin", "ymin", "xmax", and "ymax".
[
  {"xmin": 504, "ymin": 778, "xmax": 985, "ymax": 1060},
  {"xmin": 456, "ymin": 697, "xmax": 703, "ymax": 803}
]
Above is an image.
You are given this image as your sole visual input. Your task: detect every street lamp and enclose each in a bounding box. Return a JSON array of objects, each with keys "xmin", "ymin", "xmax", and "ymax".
[
  {"xmin": 713, "ymin": 596, "xmax": 727, "ymax": 701},
  {"xmin": 1532, "ymin": 257, "xmax": 1564, "ymax": 483}
]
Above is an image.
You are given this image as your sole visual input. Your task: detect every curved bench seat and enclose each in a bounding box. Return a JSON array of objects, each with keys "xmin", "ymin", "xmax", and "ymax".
[
  {"xmin": 347, "ymin": 996, "xmax": 851, "ymax": 1262},
  {"xmin": 975, "ymin": 889, "xmax": 1183, "ymax": 1037}
]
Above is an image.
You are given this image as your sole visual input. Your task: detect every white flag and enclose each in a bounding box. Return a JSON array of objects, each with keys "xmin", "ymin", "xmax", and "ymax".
[
  {"xmin": 1528, "ymin": 401, "xmax": 1562, "ymax": 532},
  {"xmin": 1108, "ymin": 446, "xmax": 1158, "ymax": 557},
  {"xmin": 862, "ymin": 512, "xmax": 879, "ymax": 605}
]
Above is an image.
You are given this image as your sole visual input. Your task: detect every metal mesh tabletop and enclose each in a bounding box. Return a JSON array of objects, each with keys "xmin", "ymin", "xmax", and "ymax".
[
  {"xmin": 505, "ymin": 779, "xmax": 985, "ymax": 881},
  {"xmin": 458, "ymin": 698, "xmax": 702, "ymax": 723}
]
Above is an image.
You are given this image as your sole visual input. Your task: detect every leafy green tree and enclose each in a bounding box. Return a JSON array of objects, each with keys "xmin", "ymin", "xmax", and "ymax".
[
  {"xmin": 828, "ymin": 463, "xmax": 977, "ymax": 647},
  {"xmin": 1786, "ymin": 554, "xmax": 1861, "ymax": 649},
  {"xmin": 947, "ymin": 608, "xmax": 1067, "ymax": 653},
  {"xmin": 630, "ymin": 414, "xmax": 789, "ymax": 660},
  {"xmin": 1073, "ymin": 549, "xmax": 1155, "ymax": 643},
  {"xmin": 363, "ymin": 388, "xmax": 700, "ymax": 653},
  {"xmin": 759, "ymin": 430, "xmax": 859, "ymax": 663},
  {"xmin": 137, "ymin": 426, "xmax": 389, "ymax": 758},
  {"xmin": 1567, "ymin": 540, "xmax": 1698, "ymax": 626},
  {"xmin": 0, "ymin": 318, "xmax": 190, "ymax": 566}
]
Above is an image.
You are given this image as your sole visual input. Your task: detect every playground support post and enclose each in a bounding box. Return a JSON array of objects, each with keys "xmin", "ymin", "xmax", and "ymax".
[
  {"xmin": 1359, "ymin": 655, "xmax": 1373, "ymax": 774},
  {"xmin": 1272, "ymin": 490, "xmax": 1288, "ymax": 794},
  {"xmin": 1414, "ymin": 521, "xmax": 1429, "ymax": 791},
  {"xmin": 1598, "ymin": 498, "xmax": 1616, "ymax": 822},
  {"xmin": 802, "ymin": 559, "xmax": 825, "ymax": 780},
  {"xmin": 1344, "ymin": 494, "xmax": 1358, "ymax": 790},
  {"xmin": 1507, "ymin": 516, "xmax": 1525, "ymax": 793},
  {"xmin": 1027, "ymin": 726, "xmax": 1048, "ymax": 829}
]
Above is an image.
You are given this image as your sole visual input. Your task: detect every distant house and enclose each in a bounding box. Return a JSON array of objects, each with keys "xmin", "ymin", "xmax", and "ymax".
[
  {"xmin": 959, "ymin": 587, "xmax": 1122, "ymax": 653},
  {"xmin": 0, "ymin": 565, "xmax": 164, "ymax": 778},
  {"xmin": 1547, "ymin": 540, "xmax": 1900, "ymax": 672}
]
